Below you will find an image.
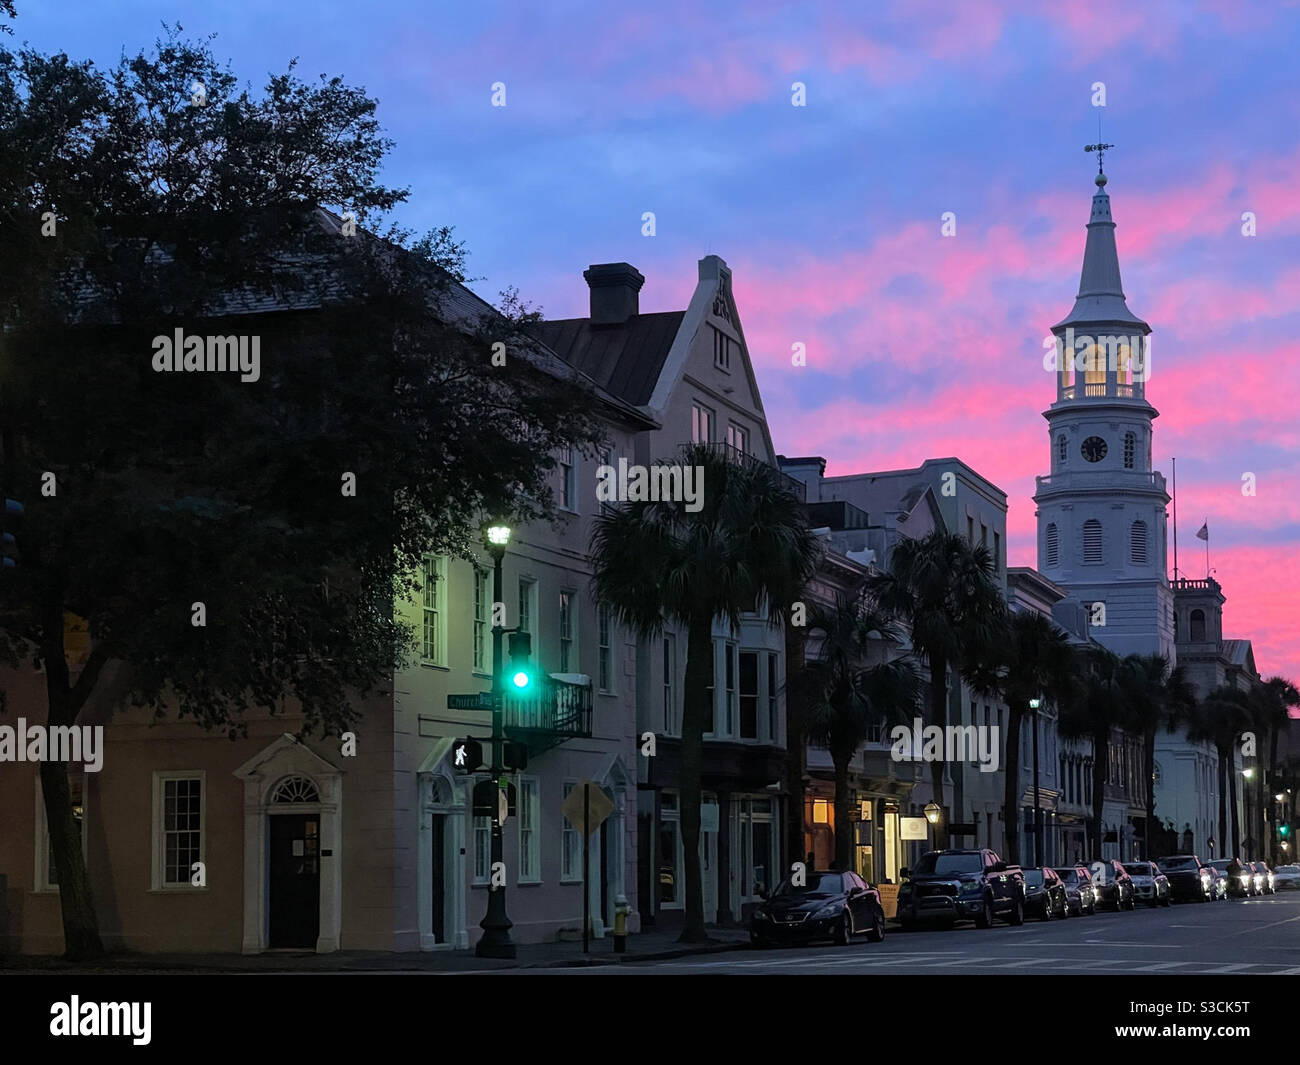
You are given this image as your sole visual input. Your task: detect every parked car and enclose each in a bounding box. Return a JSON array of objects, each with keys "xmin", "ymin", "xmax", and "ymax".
[
  {"xmin": 1249, "ymin": 861, "xmax": 1275, "ymax": 895},
  {"xmin": 1024, "ymin": 867, "xmax": 1068, "ymax": 920},
  {"xmin": 1206, "ymin": 858, "xmax": 1252, "ymax": 898},
  {"xmin": 1123, "ymin": 861, "xmax": 1171, "ymax": 907},
  {"xmin": 1273, "ymin": 864, "xmax": 1300, "ymax": 890},
  {"xmin": 1205, "ymin": 865, "xmax": 1228, "ymax": 900},
  {"xmin": 1091, "ymin": 859, "xmax": 1135, "ymax": 910},
  {"xmin": 1159, "ymin": 854, "xmax": 1212, "ymax": 902},
  {"xmin": 750, "ymin": 870, "xmax": 886, "ymax": 947},
  {"xmin": 897, "ymin": 848, "xmax": 1026, "ymax": 929},
  {"xmin": 1054, "ymin": 865, "xmax": 1097, "ymax": 916}
]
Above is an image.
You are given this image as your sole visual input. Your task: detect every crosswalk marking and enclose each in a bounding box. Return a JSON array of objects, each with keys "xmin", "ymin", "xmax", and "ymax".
[{"xmin": 1199, "ymin": 963, "xmax": 1255, "ymax": 973}]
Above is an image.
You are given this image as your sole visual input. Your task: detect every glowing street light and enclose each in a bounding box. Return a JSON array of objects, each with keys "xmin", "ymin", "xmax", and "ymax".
[{"xmin": 924, "ymin": 802, "xmax": 942, "ymax": 825}]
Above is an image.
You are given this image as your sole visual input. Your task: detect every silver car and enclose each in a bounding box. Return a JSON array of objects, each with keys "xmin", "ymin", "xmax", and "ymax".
[
  {"xmin": 1123, "ymin": 861, "xmax": 1171, "ymax": 907},
  {"xmin": 1273, "ymin": 864, "xmax": 1300, "ymax": 890}
]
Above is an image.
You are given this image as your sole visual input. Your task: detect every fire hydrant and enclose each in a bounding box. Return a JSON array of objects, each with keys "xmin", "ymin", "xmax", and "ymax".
[{"xmin": 613, "ymin": 894, "xmax": 629, "ymax": 953}]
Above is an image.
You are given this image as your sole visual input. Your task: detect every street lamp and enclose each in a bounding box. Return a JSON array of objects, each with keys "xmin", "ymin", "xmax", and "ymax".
[
  {"xmin": 1242, "ymin": 767, "xmax": 1255, "ymax": 780},
  {"xmin": 924, "ymin": 802, "xmax": 942, "ymax": 825},
  {"xmin": 477, "ymin": 521, "xmax": 515, "ymax": 959},
  {"xmin": 1029, "ymin": 697, "xmax": 1043, "ymax": 866}
]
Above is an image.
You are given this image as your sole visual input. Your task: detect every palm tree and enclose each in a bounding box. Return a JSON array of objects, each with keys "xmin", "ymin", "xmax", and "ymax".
[
  {"xmin": 867, "ymin": 530, "xmax": 1005, "ymax": 850},
  {"xmin": 977, "ymin": 610, "xmax": 1077, "ymax": 866},
  {"xmin": 1192, "ymin": 685, "xmax": 1252, "ymax": 857},
  {"xmin": 1120, "ymin": 654, "xmax": 1196, "ymax": 860},
  {"xmin": 589, "ymin": 444, "xmax": 820, "ymax": 942},
  {"xmin": 797, "ymin": 593, "xmax": 919, "ymax": 870},
  {"xmin": 1058, "ymin": 647, "xmax": 1127, "ymax": 858}
]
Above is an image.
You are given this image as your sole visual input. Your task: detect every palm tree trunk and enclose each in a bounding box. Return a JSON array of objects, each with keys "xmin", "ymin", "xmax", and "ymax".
[
  {"xmin": 1229, "ymin": 757, "xmax": 1241, "ymax": 856},
  {"xmin": 678, "ymin": 615, "xmax": 714, "ymax": 943},
  {"xmin": 1143, "ymin": 728, "xmax": 1157, "ymax": 861},
  {"xmin": 1218, "ymin": 748, "xmax": 1229, "ymax": 855},
  {"xmin": 40, "ymin": 597, "xmax": 104, "ymax": 959},
  {"xmin": 929, "ymin": 654, "xmax": 949, "ymax": 850},
  {"xmin": 1091, "ymin": 728, "xmax": 1108, "ymax": 858},
  {"xmin": 784, "ymin": 625, "xmax": 807, "ymax": 876},
  {"xmin": 832, "ymin": 751, "xmax": 853, "ymax": 871},
  {"xmin": 1002, "ymin": 703, "xmax": 1023, "ymax": 865}
]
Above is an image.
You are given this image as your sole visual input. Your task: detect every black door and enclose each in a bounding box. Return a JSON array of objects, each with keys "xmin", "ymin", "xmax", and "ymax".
[
  {"xmin": 269, "ymin": 814, "xmax": 320, "ymax": 948},
  {"xmin": 599, "ymin": 818, "xmax": 610, "ymax": 928},
  {"xmin": 431, "ymin": 815, "xmax": 446, "ymax": 943}
]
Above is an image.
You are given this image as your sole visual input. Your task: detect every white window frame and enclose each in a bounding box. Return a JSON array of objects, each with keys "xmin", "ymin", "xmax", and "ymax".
[
  {"xmin": 35, "ymin": 772, "xmax": 87, "ymax": 893},
  {"xmin": 518, "ymin": 577, "xmax": 537, "ymax": 635},
  {"xmin": 559, "ymin": 589, "xmax": 576, "ymax": 673},
  {"xmin": 472, "ymin": 809, "xmax": 492, "ymax": 885},
  {"xmin": 561, "ymin": 781, "xmax": 581, "ymax": 882},
  {"xmin": 663, "ymin": 634, "xmax": 678, "ymax": 735},
  {"xmin": 517, "ymin": 776, "xmax": 540, "ymax": 884},
  {"xmin": 597, "ymin": 603, "xmax": 614, "ymax": 693},
  {"xmin": 713, "ymin": 326, "xmax": 731, "ymax": 372},
  {"xmin": 723, "ymin": 641, "xmax": 737, "ymax": 737},
  {"xmin": 150, "ymin": 771, "xmax": 206, "ymax": 892},
  {"xmin": 739, "ymin": 649, "xmax": 760, "ymax": 741},
  {"xmin": 559, "ymin": 446, "xmax": 578, "ymax": 513},
  {"xmin": 726, "ymin": 423, "xmax": 748, "ymax": 455},
  {"xmin": 704, "ymin": 639, "xmax": 717, "ymax": 739},
  {"xmin": 765, "ymin": 652, "xmax": 779, "ymax": 744},
  {"xmin": 420, "ymin": 555, "xmax": 448, "ymax": 666},
  {"xmin": 473, "ymin": 565, "xmax": 491, "ymax": 675},
  {"xmin": 691, "ymin": 403, "xmax": 714, "ymax": 444},
  {"xmin": 658, "ymin": 791, "xmax": 684, "ymax": 910}
]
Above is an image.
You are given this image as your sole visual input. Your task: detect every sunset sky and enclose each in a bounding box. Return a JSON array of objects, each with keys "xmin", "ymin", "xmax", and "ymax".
[{"xmin": 19, "ymin": 0, "xmax": 1300, "ymax": 684}]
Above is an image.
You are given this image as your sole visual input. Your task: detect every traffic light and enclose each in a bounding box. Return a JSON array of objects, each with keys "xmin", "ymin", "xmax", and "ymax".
[
  {"xmin": 503, "ymin": 741, "xmax": 529, "ymax": 772},
  {"xmin": 1280, "ymin": 824, "xmax": 1290, "ymax": 838},
  {"xmin": 2, "ymin": 497, "xmax": 22, "ymax": 569},
  {"xmin": 507, "ymin": 630, "xmax": 533, "ymax": 690}
]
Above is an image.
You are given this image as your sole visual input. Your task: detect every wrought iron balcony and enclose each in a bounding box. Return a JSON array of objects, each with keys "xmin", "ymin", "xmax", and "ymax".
[{"xmin": 503, "ymin": 674, "xmax": 593, "ymax": 756}]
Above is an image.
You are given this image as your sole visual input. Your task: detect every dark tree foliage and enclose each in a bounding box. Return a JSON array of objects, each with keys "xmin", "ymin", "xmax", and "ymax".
[{"xmin": 0, "ymin": 29, "xmax": 602, "ymax": 957}]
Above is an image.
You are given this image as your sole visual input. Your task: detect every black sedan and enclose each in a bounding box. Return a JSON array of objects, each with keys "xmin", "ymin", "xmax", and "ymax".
[
  {"xmin": 750, "ymin": 870, "xmax": 886, "ymax": 947},
  {"xmin": 1091, "ymin": 859, "xmax": 1136, "ymax": 910},
  {"xmin": 1054, "ymin": 865, "xmax": 1097, "ymax": 916},
  {"xmin": 1159, "ymin": 854, "xmax": 1212, "ymax": 902},
  {"xmin": 1024, "ymin": 867, "xmax": 1068, "ymax": 920}
]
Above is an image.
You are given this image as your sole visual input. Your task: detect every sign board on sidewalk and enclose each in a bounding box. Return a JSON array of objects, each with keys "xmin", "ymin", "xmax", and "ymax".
[
  {"xmin": 876, "ymin": 882, "xmax": 900, "ymax": 919},
  {"xmin": 900, "ymin": 816, "xmax": 930, "ymax": 841},
  {"xmin": 561, "ymin": 779, "xmax": 614, "ymax": 837}
]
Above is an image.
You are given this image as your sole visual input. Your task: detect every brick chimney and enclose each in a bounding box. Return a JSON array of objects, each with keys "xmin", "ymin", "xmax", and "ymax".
[{"xmin": 583, "ymin": 263, "xmax": 644, "ymax": 325}]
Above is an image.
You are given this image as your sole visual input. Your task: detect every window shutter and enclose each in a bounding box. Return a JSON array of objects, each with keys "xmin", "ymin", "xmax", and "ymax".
[{"xmin": 1083, "ymin": 519, "xmax": 1103, "ymax": 563}]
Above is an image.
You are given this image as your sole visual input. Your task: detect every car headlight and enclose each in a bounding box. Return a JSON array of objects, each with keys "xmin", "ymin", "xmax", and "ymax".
[
  {"xmin": 813, "ymin": 903, "xmax": 843, "ymax": 920},
  {"xmin": 1239, "ymin": 875, "xmax": 1250, "ymax": 885},
  {"xmin": 754, "ymin": 910, "xmax": 770, "ymax": 921}
]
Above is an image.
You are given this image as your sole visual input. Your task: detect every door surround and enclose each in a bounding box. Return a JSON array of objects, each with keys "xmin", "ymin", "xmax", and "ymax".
[{"xmin": 417, "ymin": 738, "xmax": 469, "ymax": 950}]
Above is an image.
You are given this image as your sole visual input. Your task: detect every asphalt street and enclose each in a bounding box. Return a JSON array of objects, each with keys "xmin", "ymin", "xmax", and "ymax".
[{"xmin": 532, "ymin": 891, "xmax": 1300, "ymax": 975}]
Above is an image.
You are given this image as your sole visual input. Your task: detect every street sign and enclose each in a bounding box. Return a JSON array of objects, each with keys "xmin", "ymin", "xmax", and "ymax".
[
  {"xmin": 448, "ymin": 692, "xmax": 498, "ymax": 711},
  {"xmin": 561, "ymin": 779, "xmax": 614, "ymax": 837},
  {"xmin": 452, "ymin": 738, "xmax": 484, "ymax": 773}
]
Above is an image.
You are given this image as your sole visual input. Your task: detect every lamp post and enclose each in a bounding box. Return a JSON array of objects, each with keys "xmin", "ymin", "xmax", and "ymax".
[
  {"xmin": 477, "ymin": 523, "xmax": 515, "ymax": 959},
  {"xmin": 1029, "ymin": 697, "xmax": 1042, "ymax": 866},
  {"xmin": 924, "ymin": 802, "xmax": 942, "ymax": 848},
  {"xmin": 1242, "ymin": 767, "xmax": 1256, "ymax": 858}
]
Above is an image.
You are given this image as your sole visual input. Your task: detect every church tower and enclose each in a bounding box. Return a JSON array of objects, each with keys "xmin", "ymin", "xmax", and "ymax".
[{"xmin": 1034, "ymin": 157, "xmax": 1175, "ymax": 660}]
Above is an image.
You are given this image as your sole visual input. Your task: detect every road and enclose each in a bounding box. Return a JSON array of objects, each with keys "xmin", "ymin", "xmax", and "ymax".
[{"xmin": 562, "ymin": 892, "xmax": 1300, "ymax": 974}]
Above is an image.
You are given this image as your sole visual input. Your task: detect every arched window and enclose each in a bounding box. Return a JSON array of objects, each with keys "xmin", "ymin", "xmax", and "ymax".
[
  {"xmin": 1123, "ymin": 431, "xmax": 1135, "ymax": 469},
  {"xmin": 271, "ymin": 776, "xmax": 320, "ymax": 804},
  {"xmin": 1057, "ymin": 434, "xmax": 1068, "ymax": 466},
  {"xmin": 1189, "ymin": 609, "xmax": 1206, "ymax": 642},
  {"xmin": 1045, "ymin": 522, "xmax": 1059, "ymax": 566},
  {"xmin": 1130, "ymin": 520, "xmax": 1148, "ymax": 564},
  {"xmin": 1083, "ymin": 518, "xmax": 1103, "ymax": 563}
]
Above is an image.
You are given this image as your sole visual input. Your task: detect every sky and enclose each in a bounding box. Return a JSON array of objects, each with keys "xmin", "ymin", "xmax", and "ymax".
[{"xmin": 11, "ymin": 0, "xmax": 1300, "ymax": 686}]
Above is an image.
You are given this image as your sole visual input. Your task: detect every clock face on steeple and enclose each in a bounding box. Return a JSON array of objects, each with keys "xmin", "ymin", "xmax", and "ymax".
[{"xmin": 1081, "ymin": 436, "xmax": 1108, "ymax": 462}]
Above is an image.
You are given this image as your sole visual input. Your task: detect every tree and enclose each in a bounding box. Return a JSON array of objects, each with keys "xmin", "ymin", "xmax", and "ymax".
[
  {"xmin": 1191, "ymin": 685, "xmax": 1252, "ymax": 857},
  {"xmin": 1058, "ymin": 647, "xmax": 1127, "ymax": 858},
  {"xmin": 0, "ymin": 31, "xmax": 601, "ymax": 958},
  {"xmin": 974, "ymin": 610, "xmax": 1076, "ymax": 866},
  {"xmin": 1120, "ymin": 654, "xmax": 1196, "ymax": 860},
  {"xmin": 590, "ymin": 445, "xmax": 820, "ymax": 941},
  {"xmin": 797, "ymin": 593, "xmax": 918, "ymax": 870},
  {"xmin": 867, "ymin": 530, "xmax": 1005, "ymax": 849}
]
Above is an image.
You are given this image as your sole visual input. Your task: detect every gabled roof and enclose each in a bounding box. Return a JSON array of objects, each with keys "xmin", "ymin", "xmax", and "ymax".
[{"xmin": 527, "ymin": 310, "xmax": 685, "ymax": 406}]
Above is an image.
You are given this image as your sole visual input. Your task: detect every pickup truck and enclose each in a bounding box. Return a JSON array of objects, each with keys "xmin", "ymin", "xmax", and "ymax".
[{"xmin": 896, "ymin": 848, "xmax": 1026, "ymax": 929}]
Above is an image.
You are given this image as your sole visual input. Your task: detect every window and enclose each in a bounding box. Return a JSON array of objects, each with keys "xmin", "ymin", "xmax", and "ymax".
[
  {"xmin": 1058, "ymin": 434, "xmax": 1068, "ymax": 465},
  {"xmin": 704, "ymin": 641, "xmax": 717, "ymax": 737},
  {"xmin": 597, "ymin": 603, "xmax": 614, "ymax": 692},
  {"xmin": 993, "ymin": 530, "xmax": 1001, "ymax": 572},
  {"xmin": 691, "ymin": 403, "xmax": 714, "ymax": 444},
  {"xmin": 1045, "ymin": 522, "xmax": 1059, "ymax": 567},
  {"xmin": 724, "ymin": 642, "xmax": 737, "ymax": 736},
  {"xmin": 559, "ymin": 446, "xmax": 577, "ymax": 511},
  {"xmin": 739, "ymin": 651, "xmax": 759, "ymax": 740},
  {"xmin": 517, "ymin": 578, "xmax": 536, "ymax": 635},
  {"xmin": 473, "ymin": 567, "xmax": 491, "ymax": 673},
  {"xmin": 1123, "ymin": 431, "xmax": 1136, "ymax": 469},
  {"xmin": 420, "ymin": 556, "xmax": 447, "ymax": 665},
  {"xmin": 726, "ymin": 423, "xmax": 748, "ymax": 455},
  {"xmin": 967, "ymin": 516, "xmax": 974, "ymax": 543},
  {"xmin": 473, "ymin": 814, "xmax": 492, "ymax": 883},
  {"xmin": 663, "ymin": 635, "xmax": 678, "ymax": 734},
  {"xmin": 766, "ymin": 653, "xmax": 779, "ymax": 743},
  {"xmin": 598, "ymin": 446, "xmax": 614, "ymax": 512},
  {"xmin": 713, "ymin": 326, "xmax": 732, "ymax": 371},
  {"xmin": 1130, "ymin": 520, "xmax": 1148, "ymax": 564},
  {"xmin": 559, "ymin": 590, "xmax": 575, "ymax": 672},
  {"xmin": 1083, "ymin": 519, "xmax": 1103, "ymax": 564},
  {"xmin": 562, "ymin": 782, "xmax": 581, "ymax": 881},
  {"xmin": 37, "ymin": 772, "xmax": 85, "ymax": 892},
  {"xmin": 1190, "ymin": 609, "xmax": 1206, "ymax": 642},
  {"xmin": 152, "ymin": 773, "xmax": 204, "ymax": 890},
  {"xmin": 658, "ymin": 796, "xmax": 681, "ymax": 906},
  {"xmin": 518, "ymin": 778, "xmax": 540, "ymax": 883},
  {"xmin": 980, "ymin": 523, "xmax": 988, "ymax": 549}
]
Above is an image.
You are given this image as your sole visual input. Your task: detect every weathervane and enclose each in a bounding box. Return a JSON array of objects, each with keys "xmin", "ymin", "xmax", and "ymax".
[{"xmin": 1084, "ymin": 142, "xmax": 1114, "ymax": 175}]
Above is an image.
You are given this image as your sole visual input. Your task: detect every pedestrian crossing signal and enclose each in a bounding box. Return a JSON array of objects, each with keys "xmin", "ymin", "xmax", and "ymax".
[{"xmin": 452, "ymin": 738, "xmax": 483, "ymax": 774}]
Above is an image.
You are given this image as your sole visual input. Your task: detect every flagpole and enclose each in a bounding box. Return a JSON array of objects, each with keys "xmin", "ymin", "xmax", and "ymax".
[
  {"xmin": 1171, "ymin": 457, "xmax": 1178, "ymax": 581},
  {"xmin": 1204, "ymin": 518, "xmax": 1210, "ymax": 578}
]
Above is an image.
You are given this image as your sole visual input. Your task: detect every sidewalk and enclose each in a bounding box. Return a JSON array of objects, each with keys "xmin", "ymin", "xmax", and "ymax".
[{"xmin": 0, "ymin": 928, "xmax": 752, "ymax": 973}]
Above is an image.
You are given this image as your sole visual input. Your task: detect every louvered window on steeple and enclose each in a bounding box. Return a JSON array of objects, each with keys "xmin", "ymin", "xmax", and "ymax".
[
  {"xmin": 1057, "ymin": 434, "xmax": 1067, "ymax": 465},
  {"xmin": 1124, "ymin": 431, "xmax": 1135, "ymax": 469},
  {"xmin": 1045, "ymin": 523, "xmax": 1059, "ymax": 566},
  {"xmin": 1083, "ymin": 519, "xmax": 1103, "ymax": 563},
  {"xmin": 1190, "ymin": 609, "xmax": 1206, "ymax": 642},
  {"xmin": 1130, "ymin": 520, "xmax": 1148, "ymax": 564}
]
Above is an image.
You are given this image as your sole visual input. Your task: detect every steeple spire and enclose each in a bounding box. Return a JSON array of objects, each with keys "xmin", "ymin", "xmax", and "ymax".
[{"xmin": 1054, "ymin": 147, "xmax": 1148, "ymax": 330}]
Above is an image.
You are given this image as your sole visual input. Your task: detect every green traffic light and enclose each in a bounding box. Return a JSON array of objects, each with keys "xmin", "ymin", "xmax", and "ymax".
[
  {"xmin": 511, "ymin": 670, "xmax": 531, "ymax": 689},
  {"xmin": 1281, "ymin": 825, "xmax": 1290, "ymax": 837}
]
